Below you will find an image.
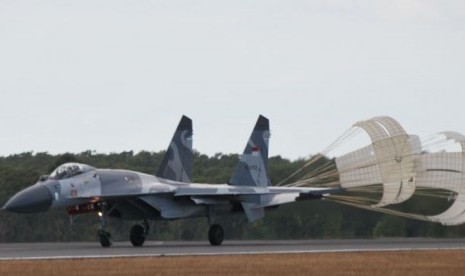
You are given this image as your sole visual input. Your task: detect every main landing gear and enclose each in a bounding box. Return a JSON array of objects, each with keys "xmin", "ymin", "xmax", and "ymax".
[
  {"xmin": 98, "ymin": 219, "xmax": 150, "ymax": 248},
  {"xmin": 96, "ymin": 202, "xmax": 150, "ymax": 248},
  {"xmin": 207, "ymin": 207, "xmax": 224, "ymax": 246},
  {"xmin": 98, "ymin": 222, "xmax": 149, "ymax": 248},
  {"xmin": 130, "ymin": 220, "xmax": 149, "ymax": 247},
  {"xmin": 208, "ymin": 224, "xmax": 224, "ymax": 246}
]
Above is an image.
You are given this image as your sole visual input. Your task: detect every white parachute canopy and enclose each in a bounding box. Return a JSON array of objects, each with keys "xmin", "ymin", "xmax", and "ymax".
[
  {"xmin": 335, "ymin": 117, "xmax": 421, "ymax": 207},
  {"xmin": 419, "ymin": 132, "xmax": 465, "ymax": 226},
  {"xmin": 283, "ymin": 115, "xmax": 465, "ymax": 226}
]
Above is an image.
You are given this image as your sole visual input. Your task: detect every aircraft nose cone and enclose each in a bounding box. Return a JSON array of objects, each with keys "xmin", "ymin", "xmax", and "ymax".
[{"xmin": 3, "ymin": 184, "xmax": 53, "ymax": 213}]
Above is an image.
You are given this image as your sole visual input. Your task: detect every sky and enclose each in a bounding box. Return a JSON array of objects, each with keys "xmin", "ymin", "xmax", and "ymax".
[{"xmin": 0, "ymin": 0, "xmax": 464, "ymax": 160}]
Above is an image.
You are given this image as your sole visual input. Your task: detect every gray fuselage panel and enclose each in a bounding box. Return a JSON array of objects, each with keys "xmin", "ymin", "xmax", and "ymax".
[{"xmin": 97, "ymin": 169, "xmax": 143, "ymax": 196}]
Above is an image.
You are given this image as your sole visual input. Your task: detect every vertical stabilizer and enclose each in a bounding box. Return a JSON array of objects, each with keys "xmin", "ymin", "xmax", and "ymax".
[
  {"xmin": 229, "ymin": 115, "xmax": 271, "ymax": 187},
  {"xmin": 156, "ymin": 115, "xmax": 193, "ymax": 183}
]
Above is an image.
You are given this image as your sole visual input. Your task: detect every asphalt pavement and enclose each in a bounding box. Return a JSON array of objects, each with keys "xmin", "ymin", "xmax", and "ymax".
[{"xmin": 1, "ymin": 238, "xmax": 465, "ymax": 260}]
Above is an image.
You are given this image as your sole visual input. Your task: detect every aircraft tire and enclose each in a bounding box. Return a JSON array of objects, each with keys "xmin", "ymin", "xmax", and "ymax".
[
  {"xmin": 130, "ymin": 224, "xmax": 146, "ymax": 247},
  {"xmin": 208, "ymin": 224, "xmax": 224, "ymax": 246},
  {"xmin": 98, "ymin": 230, "xmax": 112, "ymax": 248}
]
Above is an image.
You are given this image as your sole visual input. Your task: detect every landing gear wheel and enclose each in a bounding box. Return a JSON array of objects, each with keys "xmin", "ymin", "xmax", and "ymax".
[
  {"xmin": 98, "ymin": 230, "xmax": 112, "ymax": 248},
  {"xmin": 130, "ymin": 224, "xmax": 146, "ymax": 247},
  {"xmin": 208, "ymin": 224, "xmax": 224, "ymax": 246}
]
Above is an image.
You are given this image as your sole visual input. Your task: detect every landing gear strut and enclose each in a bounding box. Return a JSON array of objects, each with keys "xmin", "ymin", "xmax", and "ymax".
[
  {"xmin": 130, "ymin": 219, "xmax": 149, "ymax": 247},
  {"xmin": 98, "ymin": 205, "xmax": 112, "ymax": 247},
  {"xmin": 208, "ymin": 224, "xmax": 224, "ymax": 246}
]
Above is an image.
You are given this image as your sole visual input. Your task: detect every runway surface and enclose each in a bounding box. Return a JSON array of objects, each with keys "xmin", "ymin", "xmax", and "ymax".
[{"xmin": 1, "ymin": 238, "xmax": 465, "ymax": 260}]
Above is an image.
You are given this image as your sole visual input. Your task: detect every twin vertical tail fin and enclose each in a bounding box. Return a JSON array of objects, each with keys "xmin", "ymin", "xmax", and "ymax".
[
  {"xmin": 229, "ymin": 115, "xmax": 271, "ymax": 188},
  {"xmin": 157, "ymin": 115, "xmax": 270, "ymax": 222},
  {"xmin": 156, "ymin": 115, "xmax": 193, "ymax": 183},
  {"xmin": 229, "ymin": 115, "xmax": 271, "ymax": 222}
]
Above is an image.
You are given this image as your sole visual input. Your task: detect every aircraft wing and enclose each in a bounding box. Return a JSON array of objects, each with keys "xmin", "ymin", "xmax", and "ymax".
[
  {"xmin": 173, "ymin": 184, "xmax": 341, "ymax": 207},
  {"xmin": 170, "ymin": 184, "xmax": 342, "ymax": 222},
  {"xmin": 174, "ymin": 184, "xmax": 338, "ymax": 197}
]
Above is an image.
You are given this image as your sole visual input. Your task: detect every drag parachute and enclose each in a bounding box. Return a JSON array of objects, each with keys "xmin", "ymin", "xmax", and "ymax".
[
  {"xmin": 282, "ymin": 116, "xmax": 465, "ymax": 226},
  {"xmin": 420, "ymin": 132, "xmax": 465, "ymax": 225},
  {"xmin": 335, "ymin": 117, "xmax": 420, "ymax": 207}
]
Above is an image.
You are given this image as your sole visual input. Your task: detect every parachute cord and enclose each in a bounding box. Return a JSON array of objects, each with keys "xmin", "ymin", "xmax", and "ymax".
[
  {"xmin": 276, "ymin": 153, "xmax": 325, "ymax": 186},
  {"xmin": 325, "ymin": 196, "xmax": 430, "ymax": 222},
  {"xmin": 276, "ymin": 127, "xmax": 358, "ymax": 186}
]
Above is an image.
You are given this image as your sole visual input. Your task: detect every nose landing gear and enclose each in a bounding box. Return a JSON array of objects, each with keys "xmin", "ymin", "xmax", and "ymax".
[
  {"xmin": 97, "ymin": 207, "xmax": 112, "ymax": 247},
  {"xmin": 98, "ymin": 229, "xmax": 112, "ymax": 247}
]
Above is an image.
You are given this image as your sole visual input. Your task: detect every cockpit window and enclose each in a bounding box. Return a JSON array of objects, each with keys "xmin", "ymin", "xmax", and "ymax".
[{"xmin": 49, "ymin": 163, "xmax": 95, "ymax": 180}]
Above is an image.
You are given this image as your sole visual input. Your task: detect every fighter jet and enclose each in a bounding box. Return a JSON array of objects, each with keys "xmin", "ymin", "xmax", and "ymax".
[{"xmin": 3, "ymin": 115, "xmax": 338, "ymax": 247}]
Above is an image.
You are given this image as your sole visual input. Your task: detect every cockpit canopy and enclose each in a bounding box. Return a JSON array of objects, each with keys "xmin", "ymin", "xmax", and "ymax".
[{"xmin": 49, "ymin": 163, "xmax": 96, "ymax": 180}]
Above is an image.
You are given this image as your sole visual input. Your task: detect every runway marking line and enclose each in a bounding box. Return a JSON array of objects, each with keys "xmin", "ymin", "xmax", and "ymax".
[{"xmin": 1, "ymin": 247, "xmax": 465, "ymax": 261}]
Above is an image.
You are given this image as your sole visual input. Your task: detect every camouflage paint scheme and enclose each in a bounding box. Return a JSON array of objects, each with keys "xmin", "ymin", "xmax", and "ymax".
[{"xmin": 4, "ymin": 115, "xmax": 338, "ymax": 224}]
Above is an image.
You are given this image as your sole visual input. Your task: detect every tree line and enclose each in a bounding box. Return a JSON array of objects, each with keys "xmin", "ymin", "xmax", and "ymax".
[{"xmin": 0, "ymin": 151, "xmax": 463, "ymax": 242}]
